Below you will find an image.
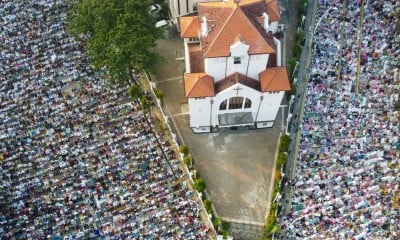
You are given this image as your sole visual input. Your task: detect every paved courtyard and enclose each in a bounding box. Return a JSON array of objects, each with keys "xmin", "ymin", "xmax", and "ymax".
[
  {"xmin": 178, "ymin": 114, "xmax": 282, "ymax": 224},
  {"xmin": 152, "ymin": 36, "xmax": 285, "ymax": 225}
]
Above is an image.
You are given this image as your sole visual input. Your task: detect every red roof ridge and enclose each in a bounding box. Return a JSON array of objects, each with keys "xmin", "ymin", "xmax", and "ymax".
[
  {"xmin": 233, "ymin": 34, "xmax": 244, "ymax": 44},
  {"xmin": 265, "ymin": 0, "xmax": 281, "ymax": 21},
  {"xmin": 259, "ymin": 67, "xmax": 290, "ymax": 92},
  {"xmin": 202, "ymin": 1, "xmax": 275, "ymax": 58},
  {"xmin": 215, "ymin": 71, "xmax": 260, "ymax": 93},
  {"xmin": 180, "ymin": 16, "xmax": 200, "ymax": 38},
  {"xmin": 184, "ymin": 73, "xmax": 215, "ymax": 97},
  {"xmin": 202, "ymin": 5, "xmax": 237, "ymax": 57}
]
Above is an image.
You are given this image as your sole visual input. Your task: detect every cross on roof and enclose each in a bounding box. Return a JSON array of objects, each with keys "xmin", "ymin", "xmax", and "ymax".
[{"xmin": 233, "ymin": 85, "xmax": 243, "ymax": 95}]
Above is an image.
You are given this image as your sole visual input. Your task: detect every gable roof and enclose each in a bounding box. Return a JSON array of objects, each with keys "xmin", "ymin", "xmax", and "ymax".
[
  {"xmin": 184, "ymin": 73, "xmax": 215, "ymax": 97},
  {"xmin": 266, "ymin": 0, "xmax": 281, "ymax": 22},
  {"xmin": 259, "ymin": 67, "xmax": 291, "ymax": 92},
  {"xmin": 240, "ymin": 0, "xmax": 281, "ymax": 22},
  {"xmin": 179, "ymin": 16, "xmax": 200, "ymax": 38},
  {"xmin": 198, "ymin": 0, "xmax": 276, "ymax": 58},
  {"xmin": 215, "ymin": 72, "xmax": 260, "ymax": 93}
]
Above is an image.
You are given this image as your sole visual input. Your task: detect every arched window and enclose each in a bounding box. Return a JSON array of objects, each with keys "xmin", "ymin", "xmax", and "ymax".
[
  {"xmin": 244, "ymin": 98, "xmax": 251, "ymax": 108},
  {"xmin": 219, "ymin": 99, "xmax": 227, "ymax": 110},
  {"xmin": 219, "ymin": 97, "xmax": 251, "ymax": 110},
  {"xmin": 228, "ymin": 97, "xmax": 243, "ymax": 109}
]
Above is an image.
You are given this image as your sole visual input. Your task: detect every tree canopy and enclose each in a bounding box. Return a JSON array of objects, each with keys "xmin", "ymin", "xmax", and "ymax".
[{"xmin": 67, "ymin": 0, "xmax": 164, "ymax": 86}]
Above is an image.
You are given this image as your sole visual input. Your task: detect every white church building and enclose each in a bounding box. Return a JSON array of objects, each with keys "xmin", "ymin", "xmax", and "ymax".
[{"xmin": 179, "ymin": 0, "xmax": 290, "ymax": 133}]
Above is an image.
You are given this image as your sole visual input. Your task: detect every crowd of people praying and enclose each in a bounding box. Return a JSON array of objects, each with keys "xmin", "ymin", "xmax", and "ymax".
[
  {"xmin": 281, "ymin": 0, "xmax": 399, "ymax": 239},
  {"xmin": 0, "ymin": 0, "xmax": 209, "ymax": 239}
]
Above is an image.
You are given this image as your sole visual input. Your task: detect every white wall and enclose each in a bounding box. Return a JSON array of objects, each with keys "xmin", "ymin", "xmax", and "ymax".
[
  {"xmin": 273, "ymin": 37, "xmax": 281, "ymax": 66},
  {"xmin": 175, "ymin": 0, "xmax": 196, "ymax": 16},
  {"xmin": 188, "ymin": 97, "xmax": 212, "ymax": 128},
  {"xmin": 204, "ymin": 53, "xmax": 271, "ymax": 82},
  {"xmin": 256, "ymin": 91, "xmax": 285, "ymax": 122},
  {"xmin": 205, "ymin": 43, "xmax": 262, "ymax": 82},
  {"xmin": 225, "ymin": 42, "xmax": 250, "ymax": 77},
  {"xmin": 204, "ymin": 57, "xmax": 227, "ymax": 82},
  {"xmin": 269, "ymin": 22, "xmax": 279, "ymax": 34},
  {"xmin": 225, "ymin": 55, "xmax": 249, "ymax": 77},
  {"xmin": 183, "ymin": 39, "xmax": 190, "ymax": 73},
  {"xmin": 210, "ymin": 84, "xmax": 262, "ymax": 126},
  {"xmin": 188, "ymin": 86, "xmax": 286, "ymax": 129},
  {"xmin": 247, "ymin": 54, "xmax": 269, "ymax": 80}
]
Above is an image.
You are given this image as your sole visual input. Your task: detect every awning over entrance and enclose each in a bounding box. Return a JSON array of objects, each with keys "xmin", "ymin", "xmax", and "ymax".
[{"xmin": 218, "ymin": 112, "xmax": 254, "ymax": 126}]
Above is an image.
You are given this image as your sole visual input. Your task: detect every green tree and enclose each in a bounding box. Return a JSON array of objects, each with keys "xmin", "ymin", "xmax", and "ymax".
[
  {"xmin": 298, "ymin": 0, "xmax": 308, "ymax": 16},
  {"xmin": 276, "ymin": 152, "xmax": 287, "ymax": 170},
  {"xmin": 154, "ymin": 89, "xmax": 164, "ymax": 102},
  {"xmin": 212, "ymin": 216, "xmax": 221, "ymax": 230},
  {"xmin": 127, "ymin": 84, "xmax": 143, "ymax": 100},
  {"xmin": 297, "ymin": 30, "xmax": 306, "ymax": 44},
  {"xmin": 279, "ymin": 135, "xmax": 291, "ymax": 153},
  {"xmin": 183, "ymin": 155, "xmax": 191, "ymax": 166},
  {"xmin": 203, "ymin": 199, "xmax": 212, "ymax": 212},
  {"xmin": 68, "ymin": 0, "xmax": 164, "ymax": 86},
  {"xmin": 193, "ymin": 178, "xmax": 206, "ymax": 192},
  {"xmin": 179, "ymin": 145, "xmax": 189, "ymax": 155},
  {"xmin": 288, "ymin": 57, "xmax": 297, "ymax": 78},
  {"xmin": 221, "ymin": 220, "xmax": 230, "ymax": 232},
  {"xmin": 140, "ymin": 95, "xmax": 151, "ymax": 112},
  {"xmin": 292, "ymin": 42, "xmax": 302, "ymax": 58}
]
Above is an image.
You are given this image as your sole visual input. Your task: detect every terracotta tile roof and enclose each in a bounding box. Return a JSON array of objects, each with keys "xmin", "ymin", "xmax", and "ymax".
[
  {"xmin": 198, "ymin": 0, "xmax": 276, "ymax": 58},
  {"xmin": 259, "ymin": 67, "xmax": 291, "ymax": 92},
  {"xmin": 233, "ymin": 34, "xmax": 244, "ymax": 45},
  {"xmin": 215, "ymin": 72, "xmax": 260, "ymax": 93},
  {"xmin": 241, "ymin": 0, "xmax": 280, "ymax": 22},
  {"xmin": 179, "ymin": 16, "xmax": 200, "ymax": 38},
  {"xmin": 188, "ymin": 43, "xmax": 204, "ymax": 73},
  {"xmin": 266, "ymin": 0, "xmax": 281, "ymax": 22},
  {"xmin": 197, "ymin": 4, "xmax": 234, "ymax": 55},
  {"xmin": 240, "ymin": 1, "xmax": 277, "ymax": 47},
  {"xmin": 184, "ymin": 73, "xmax": 215, "ymax": 98}
]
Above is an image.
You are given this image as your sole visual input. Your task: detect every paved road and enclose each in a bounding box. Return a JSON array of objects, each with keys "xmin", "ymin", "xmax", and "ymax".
[{"xmin": 277, "ymin": 2, "xmax": 319, "ymax": 240}]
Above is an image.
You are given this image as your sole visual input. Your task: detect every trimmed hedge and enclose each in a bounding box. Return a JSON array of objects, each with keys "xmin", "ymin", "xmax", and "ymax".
[
  {"xmin": 264, "ymin": 200, "xmax": 278, "ymax": 239},
  {"xmin": 288, "ymin": 57, "xmax": 297, "ymax": 79},
  {"xmin": 292, "ymin": 42, "xmax": 302, "ymax": 58},
  {"xmin": 298, "ymin": 0, "xmax": 308, "ymax": 16},
  {"xmin": 183, "ymin": 155, "xmax": 191, "ymax": 166},
  {"xmin": 297, "ymin": 30, "xmax": 306, "ymax": 44},
  {"xmin": 264, "ymin": 134, "xmax": 291, "ymax": 239},
  {"xmin": 279, "ymin": 135, "xmax": 290, "ymax": 153},
  {"xmin": 221, "ymin": 220, "xmax": 230, "ymax": 232},
  {"xmin": 193, "ymin": 178, "xmax": 206, "ymax": 192},
  {"xmin": 154, "ymin": 89, "xmax": 164, "ymax": 102},
  {"xmin": 179, "ymin": 145, "xmax": 189, "ymax": 155},
  {"xmin": 276, "ymin": 152, "xmax": 287, "ymax": 170},
  {"xmin": 204, "ymin": 199, "xmax": 212, "ymax": 213}
]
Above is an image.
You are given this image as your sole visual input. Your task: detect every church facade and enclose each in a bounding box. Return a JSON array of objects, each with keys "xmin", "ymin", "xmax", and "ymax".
[{"xmin": 179, "ymin": 0, "xmax": 290, "ymax": 133}]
